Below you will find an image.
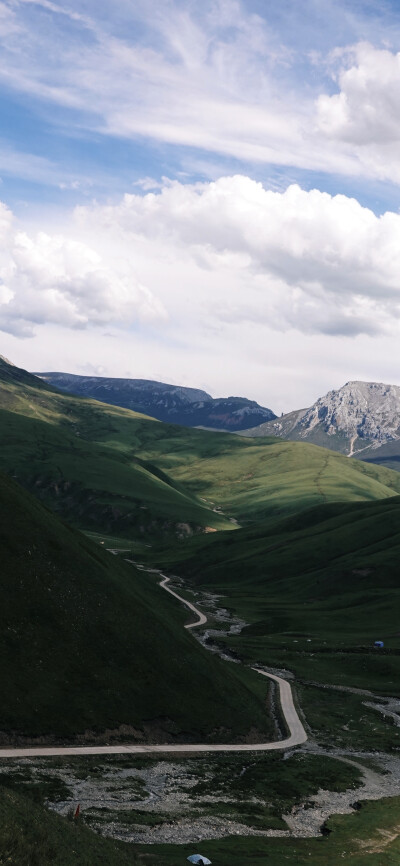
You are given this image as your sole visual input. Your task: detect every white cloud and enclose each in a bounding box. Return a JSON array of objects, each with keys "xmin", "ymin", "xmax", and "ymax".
[
  {"xmin": 0, "ymin": 203, "xmax": 166, "ymax": 337},
  {"xmin": 4, "ymin": 175, "xmax": 400, "ymax": 344},
  {"xmin": 317, "ymin": 43, "xmax": 400, "ymax": 145},
  {"xmin": 76, "ymin": 176, "xmax": 400, "ymax": 338},
  {"xmin": 316, "ymin": 42, "xmax": 400, "ymax": 182}
]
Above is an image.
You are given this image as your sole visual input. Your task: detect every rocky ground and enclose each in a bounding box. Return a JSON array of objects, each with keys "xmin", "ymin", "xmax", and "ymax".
[
  {"xmin": 1, "ymin": 745, "xmax": 400, "ymax": 845},
  {"xmin": 284, "ymin": 747, "xmax": 400, "ymax": 838}
]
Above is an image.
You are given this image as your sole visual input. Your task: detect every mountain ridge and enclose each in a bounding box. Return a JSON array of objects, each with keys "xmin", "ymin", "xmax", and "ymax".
[{"xmin": 35, "ymin": 371, "xmax": 277, "ymax": 431}]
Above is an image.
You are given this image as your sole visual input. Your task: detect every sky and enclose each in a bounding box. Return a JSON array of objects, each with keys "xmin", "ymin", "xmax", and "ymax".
[{"xmin": 1, "ymin": 0, "xmax": 400, "ymax": 412}]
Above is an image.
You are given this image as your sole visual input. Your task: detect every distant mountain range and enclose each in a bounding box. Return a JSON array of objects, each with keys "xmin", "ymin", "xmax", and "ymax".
[
  {"xmin": 241, "ymin": 380, "xmax": 400, "ymax": 471},
  {"xmin": 27, "ymin": 369, "xmax": 400, "ymax": 471},
  {"xmin": 35, "ymin": 372, "xmax": 277, "ymax": 431}
]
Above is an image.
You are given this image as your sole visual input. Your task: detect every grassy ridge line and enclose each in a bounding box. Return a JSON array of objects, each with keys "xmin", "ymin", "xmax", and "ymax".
[
  {"xmin": 0, "ymin": 470, "xmax": 273, "ymax": 742},
  {"xmin": 172, "ymin": 496, "xmax": 400, "ymax": 597},
  {"xmin": 147, "ymin": 435, "xmax": 400, "ymax": 525}
]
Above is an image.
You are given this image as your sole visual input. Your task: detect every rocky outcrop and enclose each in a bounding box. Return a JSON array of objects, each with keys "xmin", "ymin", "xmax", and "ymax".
[
  {"xmin": 241, "ymin": 380, "xmax": 400, "ymax": 459},
  {"xmin": 297, "ymin": 381, "xmax": 400, "ymax": 445}
]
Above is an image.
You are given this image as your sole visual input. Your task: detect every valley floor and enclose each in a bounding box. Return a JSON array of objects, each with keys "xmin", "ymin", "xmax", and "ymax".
[{"xmin": 1, "ymin": 567, "xmax": 400, "ymax": 857}]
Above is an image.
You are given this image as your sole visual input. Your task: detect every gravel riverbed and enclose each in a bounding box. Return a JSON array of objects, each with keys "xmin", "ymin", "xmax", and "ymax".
[{"xmin": 3, "ymin": 746, "xmax": 400, "ymax": 845}]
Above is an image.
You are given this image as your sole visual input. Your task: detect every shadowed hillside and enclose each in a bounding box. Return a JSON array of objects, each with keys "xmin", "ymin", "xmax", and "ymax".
[{"xmin": 0, "ymin": 470, "xmax": 273, "ymax": 743}]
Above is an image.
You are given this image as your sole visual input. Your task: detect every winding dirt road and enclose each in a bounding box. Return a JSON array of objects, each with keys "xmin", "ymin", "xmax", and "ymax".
[{"xmin": 0, "ymin": 574, "xmax": 307, "ymax": 759}]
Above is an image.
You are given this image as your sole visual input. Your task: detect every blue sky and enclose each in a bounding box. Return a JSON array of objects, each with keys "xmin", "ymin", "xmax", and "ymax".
[
  {"xmin": 1, "ymin": 0, "xmax": 400, "ymax": 410},
  {"xmin": 2, "ymin": 0, "xmax": 400, "ymax": 214}
]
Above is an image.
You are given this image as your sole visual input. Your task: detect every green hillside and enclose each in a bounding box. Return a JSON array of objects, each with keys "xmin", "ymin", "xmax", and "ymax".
[
  {"xmin": 0, "ymin": 470, "xmax": 272, "ymax": 742},
  {"xmin": 166, "ymin": 495, "xmax": 400, "ymax": 695},
  {"xmin": 2, "ymin": 358, "xmax": 400, "ymax": 542},
  {"xmin": 148, "ymin": 435, "xmax": 400, "ymax": 525}
]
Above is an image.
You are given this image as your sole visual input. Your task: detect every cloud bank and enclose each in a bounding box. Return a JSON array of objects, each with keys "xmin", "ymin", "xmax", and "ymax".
[
  {"xmin": 3, "ymin": 176, "xmax": 400, "ymax": 342},
  {"xmin": 77, "ymin": 176, "xmax": 400, "ymax": 338}
]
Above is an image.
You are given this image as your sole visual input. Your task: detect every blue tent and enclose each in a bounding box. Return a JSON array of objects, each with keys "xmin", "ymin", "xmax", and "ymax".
[
  {"xmin": 374, "ymin": 640, "xmax": 384, "ymax": 648},
  {"xmin": 187, "ymin": 856, "xmax": 212, "ymax": 865}
]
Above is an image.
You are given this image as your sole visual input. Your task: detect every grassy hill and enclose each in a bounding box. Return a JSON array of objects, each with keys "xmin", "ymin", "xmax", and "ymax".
[
  {"xmin": 147, "ymin": 435, "xmax": 400, "ymax": 525},
  {"xmin": 173, "ymin": 494, "xmax": 400, "ymax": 638},
  {"xmin": 0, "ymin": 357, "xmax": 234, "ymax": 538},
  {"xmin": 0, "ymin": 469, "xmax": 273, "ymax": 743},
  {"xmin": 2, "ymin": 358, "xmax": 400, "ymax": 542}
]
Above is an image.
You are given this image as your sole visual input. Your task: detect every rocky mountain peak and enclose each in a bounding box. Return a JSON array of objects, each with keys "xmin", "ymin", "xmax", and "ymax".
[{"xmin": 299, "ymin": 380, "xmax": 400, "ymax": 445}]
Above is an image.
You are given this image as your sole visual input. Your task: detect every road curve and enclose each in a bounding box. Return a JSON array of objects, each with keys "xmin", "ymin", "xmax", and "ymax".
[
  {"xmin": 159, "ymin": 575, "xmax": 207, "ymax": 628},
  {"xmin": 0, "ymin": 573, "xmax": 306, "ymax": 759}
]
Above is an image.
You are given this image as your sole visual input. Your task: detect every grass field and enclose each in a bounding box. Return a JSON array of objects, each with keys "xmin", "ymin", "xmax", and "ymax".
[
  {"xmin": 0, "ymin": 783, "xmax": 141, "ymax": 866},
  {"xmin": 159, "ymin": 497, "xmax": 400, "ymax": 643}
]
